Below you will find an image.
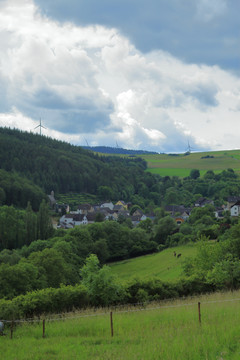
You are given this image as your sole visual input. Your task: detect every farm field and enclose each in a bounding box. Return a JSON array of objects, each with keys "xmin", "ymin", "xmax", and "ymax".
[
  {"xmin": 110, "ymin": 244, "xmax": 197, "ymax": 282},
  {"xmin": 141, "ymin": 149, "xmax": 240, "ymax": 177},
  {"xmin": 2, "ymin": 290, "xmax": 240, "ymax": 360}
]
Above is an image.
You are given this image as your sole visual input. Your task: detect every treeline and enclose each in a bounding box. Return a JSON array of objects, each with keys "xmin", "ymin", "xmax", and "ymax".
[
  {"xmin": 82, "ymin": 145, "xmax": 158, "ymax": 155},
  {"xmin": 148, "ymin": 168, "xmax": 240, "ymax": 209}
]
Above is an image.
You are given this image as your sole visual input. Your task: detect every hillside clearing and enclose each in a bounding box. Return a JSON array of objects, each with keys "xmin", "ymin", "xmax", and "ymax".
[{"xmin": 110, "ymin": 245, "xmax": 197, "ymax": 282}]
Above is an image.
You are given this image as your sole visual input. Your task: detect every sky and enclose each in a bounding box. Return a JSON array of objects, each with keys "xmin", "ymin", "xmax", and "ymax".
[{"xmin": 0, "ymin": 0, "xmax": 239, "ymax": 153}]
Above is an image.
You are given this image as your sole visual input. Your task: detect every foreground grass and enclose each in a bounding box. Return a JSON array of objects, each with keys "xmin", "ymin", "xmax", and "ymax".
[
  {"xmin": 110, "ymin": 244, "xmax": 197, "ymax": 282},
  {"xmin": 2, "ymin": 291, "xmax": 240, "ymax": 360}
]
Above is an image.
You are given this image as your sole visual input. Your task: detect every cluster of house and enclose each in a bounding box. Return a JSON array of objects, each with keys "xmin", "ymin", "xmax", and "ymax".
[
  {"xmin": 48, "ymin": 190, "xmax": 240, "ymax": 230},
  {"xmin": 165, "ymin": 196, "xmax": 240, "ymax": 223},
  {"xmin": 58, "ymin": 201, "xmax": 154, "ymax": 229}
]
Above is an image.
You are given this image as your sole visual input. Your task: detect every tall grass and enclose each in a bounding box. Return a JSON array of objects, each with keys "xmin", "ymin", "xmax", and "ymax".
[{"xmin": 2, "ymin": 290, "xmax": 240, "ymax": 359}]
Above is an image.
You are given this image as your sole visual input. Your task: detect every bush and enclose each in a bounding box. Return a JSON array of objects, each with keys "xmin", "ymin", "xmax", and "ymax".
[{"xmin": 0, "ymin": 284, "xmax": 89, "ymax": 320}]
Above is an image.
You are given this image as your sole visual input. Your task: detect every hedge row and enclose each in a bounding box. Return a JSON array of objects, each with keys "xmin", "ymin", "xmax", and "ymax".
[
  {"xmin": 0, "ymin": 277, "xmax": 216, "ymax": 320},
  {"xmin": 0, "ymin": 284, "xmax": 89, "ymax": 320}
]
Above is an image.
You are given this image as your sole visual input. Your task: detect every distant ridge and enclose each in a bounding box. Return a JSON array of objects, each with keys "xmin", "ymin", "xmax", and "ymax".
[{"xmin": 83, "ymin": 146, "xmax": 158, "ymax": 155}]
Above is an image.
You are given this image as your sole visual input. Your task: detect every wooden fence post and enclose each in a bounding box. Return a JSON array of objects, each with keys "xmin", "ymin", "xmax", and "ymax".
[
  {"xmin": 110, "ymin": 311, "xmax": 113, "ymax": 337},
  {"xmin": 10, "ymin": 321, "xmax": 14, "ymax": 339},
  {"xmin": 198, "ymin": 302, "xmax": 201, "ymax": 325},
  {"xmin": 42, "ymin": 319, "xmax": 45, "ymax": 338}
]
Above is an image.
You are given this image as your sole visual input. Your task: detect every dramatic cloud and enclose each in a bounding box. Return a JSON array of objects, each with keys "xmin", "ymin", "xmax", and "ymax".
[
  {"xmin": 34, "ymin": 0, "xmax": 240, "ymax": 71},
  {"xmin": 0, "ymin": 0, "xmax": 240, "ymax": 152}
]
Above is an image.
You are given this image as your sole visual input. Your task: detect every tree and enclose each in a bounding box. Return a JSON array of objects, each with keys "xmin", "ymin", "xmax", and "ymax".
[
  {"xmin": 80, "ymin": 254, "xmax": 125, "ymax": 306},
  {"xmin": 190, "ymin": 169, "xmax": 200, "ymax": 179},
  {"xmin": 137, "ymin": 218, "xmax": 153, "ymax": 233},
  {"xmin": 0, "ymin": 261, "xmax": 45, "ymax": 299},
  {"xmin": 28, "ymin": 248, "xmax": 68, "ymax": 288},
  {"xmin": 92, "ymin": 239, "xmax": 109, "ymax": 264},
  {"xmin": 37, "ymin": 200, "xmax": 53, "ymax": 240},
  {"xmin": 154, "ymin": 216, "xmax": 178, "ymax": 244},
  {"xmin": 25, "ymin": 202, "xmax": 37, "ymax": 245},
  {"xmin": 97, "ymin": 186, "xmax": 113, "ymax": 201},
  {"xmin": 95, "ymin": 212, "xmax": 105, "ymax": 222}
]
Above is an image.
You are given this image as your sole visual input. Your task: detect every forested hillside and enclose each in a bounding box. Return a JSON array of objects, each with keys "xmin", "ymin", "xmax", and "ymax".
[{"xmin": 0, "ymin": 127, "xmax": 156, "ymax": 206}]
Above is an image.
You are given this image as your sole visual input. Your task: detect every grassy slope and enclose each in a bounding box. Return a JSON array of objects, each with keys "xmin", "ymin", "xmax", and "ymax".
[
  {"xmin": 110, "ymin": 245, "xmax": 197, "ymax": 282},
  {"xmin": 141, "ymin": 149, "xmax": 240, "ymax": 177},
  {"xmin": 3, "ymin": 290, "xmax": 240, "ymax": 360}
]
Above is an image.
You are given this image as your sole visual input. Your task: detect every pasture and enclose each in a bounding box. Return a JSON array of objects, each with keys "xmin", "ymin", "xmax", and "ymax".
[
  {"xmin": 2, "ymin": 290, "xmax": 240, "ymax": 360},
  {"xmin": 141, "ymin": 149, "xmax": 240, "ymax": 177},
  {"xmin": 110, "ymin": 245, "xmax": 197, "ymax": 282}
]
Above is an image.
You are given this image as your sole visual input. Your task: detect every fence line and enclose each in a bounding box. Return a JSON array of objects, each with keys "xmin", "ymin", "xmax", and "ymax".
[{"xmin": 1, "ymin": 296, "xmax": 240, "ymax": 325}]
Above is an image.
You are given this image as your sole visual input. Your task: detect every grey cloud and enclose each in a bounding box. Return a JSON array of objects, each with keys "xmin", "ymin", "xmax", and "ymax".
[
  {"xmin": 16, "ymin": 101, "xmax": 113, "ymax": 134},
  {"xmin": 34, "ymin": 0, "xmax": 240, "ymax": 72},
  {"xmin": 184, "ymin": 83, "xmax": 219, "ymax": 108},
  {"xmin": 30, "ymin": 88, "xmax": 72, "ymax": 110},
  {"xmin": 49, "ymin": 109, "xmax": 112, "ymax": 134}
]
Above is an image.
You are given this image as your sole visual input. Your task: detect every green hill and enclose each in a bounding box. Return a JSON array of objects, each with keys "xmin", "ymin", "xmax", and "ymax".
[
  {"xmin": 142, "ymin": 150, "xmax": 240, "ymax": 177},
  {"xmin": 110, "ymin": 244, "xmax": 197, "ymax": 282}
]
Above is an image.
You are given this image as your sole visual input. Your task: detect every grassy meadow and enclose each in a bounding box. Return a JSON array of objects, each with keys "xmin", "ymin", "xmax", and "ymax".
[
  {"xmin": 141, "ymin": 149, "xmax": 240, "ymax": 177},
  {"xmin": 110, "ymin": 244, "xmax": 197, "ymax": 282},
  {"xmin": 2, "ymin": 290, "xmax": 240, "ymax": 360}
]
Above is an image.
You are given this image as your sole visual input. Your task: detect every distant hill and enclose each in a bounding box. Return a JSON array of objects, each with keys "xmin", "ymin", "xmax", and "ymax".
[
  {"xmin": 142, "ymin": 150, "xmax": 240, "ymax": 178},
  {"xmin": 82, "ymin": 145, "xmax": 158, "ymax": 155}
]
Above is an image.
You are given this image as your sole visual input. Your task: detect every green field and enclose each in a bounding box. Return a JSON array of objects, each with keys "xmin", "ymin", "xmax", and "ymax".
[
  {"xmin": 110, "ymin": 245, "xmax": 197, "ymax": 282},
  {"xmin": 2, "ymin": 290, "xmax": 240, "ymax": 360},
  {"xmin": 141, "ymin": 150, "xmax": 240, "ymax": 177}
]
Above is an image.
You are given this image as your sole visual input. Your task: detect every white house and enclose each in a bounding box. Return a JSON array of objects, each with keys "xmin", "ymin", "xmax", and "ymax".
[
  {"xmin": 100, "ymin": 202, "xmax": 114, "ymax": 210},
  {"xmin": 230, "ymin": 201, "xmax": 240, "ymax": 217}
]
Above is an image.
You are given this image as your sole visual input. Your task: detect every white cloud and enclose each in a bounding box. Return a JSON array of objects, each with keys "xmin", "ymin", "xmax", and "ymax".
[{"xmin": 0, "ymin": 0, "xmax": 240, "ymax": 152}]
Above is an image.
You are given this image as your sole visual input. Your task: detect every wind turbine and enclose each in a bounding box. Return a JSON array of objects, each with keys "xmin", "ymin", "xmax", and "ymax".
[
  {"xmin": 186, "ymin": 140, "xmax": 194, "ymax": 153},
  {"xmin": 34, "ymin": 118, "xmax": 46, "ymax": 135},
  {"xmin": 84, "ymin": 138, "xmax": 89, "ymax": 147}
]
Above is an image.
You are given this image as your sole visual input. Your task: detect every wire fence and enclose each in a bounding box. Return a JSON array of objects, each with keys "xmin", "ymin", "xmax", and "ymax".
[{"xmin": 1, "ymin": 295, "xmax": 240, "ymax": 325}]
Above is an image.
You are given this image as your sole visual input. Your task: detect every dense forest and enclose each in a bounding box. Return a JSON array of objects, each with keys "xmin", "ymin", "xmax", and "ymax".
[{"xmin": 0, "ymin": 127, "xmax": 153, "ymax": 203}]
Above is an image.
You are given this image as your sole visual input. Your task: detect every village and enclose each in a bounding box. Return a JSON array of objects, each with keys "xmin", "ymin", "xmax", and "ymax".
[{"xmin": 48, "ymin": 191, "xmax": 240, "ymax": 229}]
